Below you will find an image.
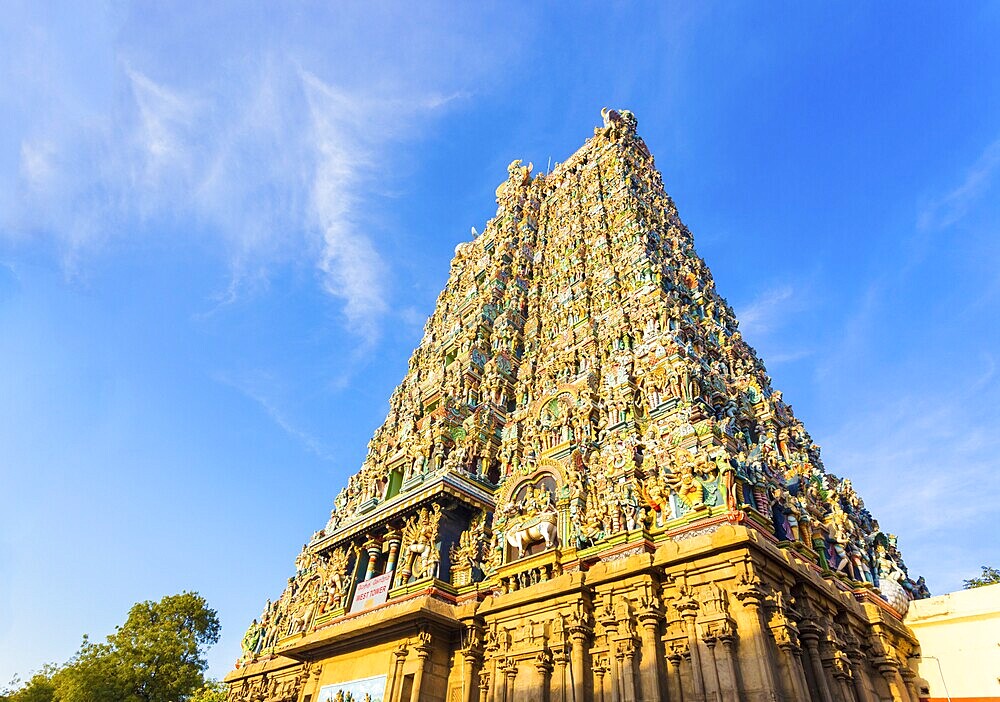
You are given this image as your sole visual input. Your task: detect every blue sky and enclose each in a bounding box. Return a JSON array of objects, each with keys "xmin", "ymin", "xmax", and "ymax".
[{"xmin": 2, "ymin": 0, "xmax": 999, "ymax": 684}]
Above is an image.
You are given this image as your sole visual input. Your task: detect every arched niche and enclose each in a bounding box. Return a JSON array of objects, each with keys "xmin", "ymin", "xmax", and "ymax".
[{"xmin": 496, "ymin": 458, "xmax": 568, "ymax": 563}]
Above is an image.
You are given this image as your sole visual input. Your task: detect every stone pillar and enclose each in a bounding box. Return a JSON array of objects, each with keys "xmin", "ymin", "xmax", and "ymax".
[
  {"xmin": 675, "ymin": 597, "xmax": 705, "ymax": 698},
  {"xmin": 387, "ymin": 644, "xmax": 408, "ymax": 702},
  {"xmin": 800, "ymin": 627, "xmax": 835, "ymax": 702},
  {"xmin": 718, "ymin": 627, "xmax": 742, "ymax": 701},
  {"xmin": 618, "ymin": 639, "xmax": 638, "ymax": 702},
  {"xmin": 504, "ymin": 660, "xmax": 518, "ymax": 702},
  {"xmin": 478, "ymin": 668, "xmax": 491, "ymax": 702},
  {"xmin": 363, "ymin": 537, "xmax": 381, "ymax": 581},
  {"xmin": 636, "ymin": 610, "xmax": 662, "ymax": 702},
  {"xmin": 791, "ymin": 646, "xmax": 813, "ymax": 701},
  {"xmin": 701, "ymin": 631, "xmax": 723, "ymax": 702},
  {"xmin": 411, "ymin": 631, "xmax": 433, "ymax": 702},
  {"xmin": 900, "ymin": 666, "xmax": 920, "ymax": 702},
  {"xmin": 569, "ymin": 624, "xmax": 590, "ymax": 702},
  {"xmin": 593, "ymin": 662, "xmax": 607, "ymax": 702},
  {"xmin": 773, "ymin": 630, "xmax": 809, "ymax": 701},
  {"xmin": 385, "ymin": 528, "xmax": 402, "ymax": 573},
  {"xmin": 552, "ymin": 648, "xmax": 569, "ymax": 702},
  {"xmin": 876, "ymin": 658, "xmax": 908, "ymax": 702},
  {"xmin": 733, "ymin": 578, "xmax": 780, "ymax": 702},
  {"xmin": 667, "ymin": 645, "xmax": 685, "ymax": 702},
  {"xmin": 835, "ymin": 672, "xmax": 854, "ymax": 702},
  {"xmin": 464, "ymin": 651, "xmax": 484, "ymax": 702},
  {"xmin": 488, "ymin": 656, "xmax": 501, "ymax": 702},
  {"xmin": 611, "ymin": 645, "xmax": 624, "ymax": 702},
  {"xmin": 848, "ymin": 658, "xmax": 874, "ymax": 702},
  {"xmin": 535, "ymin": 653, "xmax": 554, "ymax": 702}
]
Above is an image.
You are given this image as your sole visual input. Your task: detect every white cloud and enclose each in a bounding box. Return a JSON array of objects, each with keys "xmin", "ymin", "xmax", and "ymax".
[
  {"xmin": 126, "ymin": 68, "xmax": 196, "ymax": 183},
  {"xmin": 301, "ymin": 72, "xmax": 387, "ymax": 345},
  {"xmin": 18, "ymin": 140, "xmax": 56, "ymax": 190},
  {"xmin": 736, "ymin": 284, "xmax": 795, "ymax": 337},
  {"xmin": 734, "ymin": 284, "xmax": 814, "ymax": 366},
  {"xmin": 821, "ymin": 356, "xmax": 1000, "ymax": 592},
  {"xmin": 214, "ymin": 371, "xmax": 337, "ymax": 462},
  {"xmin": 918, "ymin": 137, "xmax": 1000, "ymax": 230},
  {"xmin": 3, "ymin": 53, "xmax": 467, "ymax": 343}
]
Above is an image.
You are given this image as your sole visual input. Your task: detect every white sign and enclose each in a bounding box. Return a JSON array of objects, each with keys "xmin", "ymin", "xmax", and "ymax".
[
  {"xmin": 318, "ymin": 674, "xmax": 387, "ymax": 702},
  {"xmin": 349, "ymin": 571, "xmax": 393, "ymax": 614}
]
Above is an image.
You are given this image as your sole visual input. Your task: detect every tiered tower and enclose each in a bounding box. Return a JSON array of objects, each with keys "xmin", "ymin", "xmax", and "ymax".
[{"xmin": 226, "ymin": 110, "xmax": 928, "ymax": 702}]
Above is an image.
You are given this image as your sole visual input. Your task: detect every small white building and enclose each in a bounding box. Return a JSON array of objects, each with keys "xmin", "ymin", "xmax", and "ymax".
[{"xmin": 904, "ymin": 582, "xmax": 1000, "ymax": 701}]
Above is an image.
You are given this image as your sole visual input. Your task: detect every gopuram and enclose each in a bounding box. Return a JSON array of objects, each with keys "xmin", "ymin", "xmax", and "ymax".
[{"xmin": 226, "ymin": 110, "xmax": 930, "ymax": 702}]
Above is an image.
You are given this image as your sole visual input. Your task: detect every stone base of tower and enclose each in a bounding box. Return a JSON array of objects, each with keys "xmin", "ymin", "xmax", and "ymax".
[{"xmin": 225, "ymin": 521, "xmax": 920, "ymax": 702}]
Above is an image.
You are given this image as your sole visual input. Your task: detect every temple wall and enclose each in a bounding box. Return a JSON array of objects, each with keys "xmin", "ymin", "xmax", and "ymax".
[{"xmin": 226, "ymin": 523, "xmax": 921, "ymax": 702}]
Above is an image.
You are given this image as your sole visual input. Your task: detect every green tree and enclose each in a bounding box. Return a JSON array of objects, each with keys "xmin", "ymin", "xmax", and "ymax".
[
  {"xmin": 2, "ymin": 592, "xmax": 220, "ymax": 702},
  {"xmin": 963, "ymin": 565, "xmax": 1000, "ymax": 589},
  {"xmin": 190, "ymin": 681, "xmax": 227, "ymax": 702},
  {"xmin": 1, "ymin": 665, "xmax": 58, "ymax": 702}
]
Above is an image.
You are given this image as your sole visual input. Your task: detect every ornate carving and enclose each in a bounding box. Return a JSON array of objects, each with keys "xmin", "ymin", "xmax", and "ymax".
[{"xmin": 230, "ymin": 108, "xmax": 926, "ymax": 694}]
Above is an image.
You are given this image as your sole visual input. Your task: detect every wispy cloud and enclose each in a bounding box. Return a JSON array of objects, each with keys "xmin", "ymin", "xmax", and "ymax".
[
  {"xmin": 301, "ymin": 73, "xmax": 387, "ymax": 346},
  {"xmin": 214, "ymin": 371, "xmax": 336, "ymax": 462},
  {"xmin": 736, "ymin": 284, "xmax": 795, "ymax": 337},
  {"xmin": 918, "ymin": 137, "xmax": 1000, "ymax": 230},
  {"xmin": 734, "ymin": 284, "xmax": 813, "ymax": 366},
  {"xmin": 821, "ymin": 357, "xmax": 1000, "ymax": 591},
  {"xmin": 126, "ymin": 68, "xmax": 197, "ymax": 185},
  {"xmin": 3, "ymin": 53, "xmax": 466, "ymax": 344}
]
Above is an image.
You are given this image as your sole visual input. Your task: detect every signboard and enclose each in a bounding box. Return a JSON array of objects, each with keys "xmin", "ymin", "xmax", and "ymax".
[
  {"xmin": 349, "ymin": 571, "xmax": 393, "ymax": 614},
  {"xmin": 318, "ymin": 675, "xmax": 387, "ymax": 702}
]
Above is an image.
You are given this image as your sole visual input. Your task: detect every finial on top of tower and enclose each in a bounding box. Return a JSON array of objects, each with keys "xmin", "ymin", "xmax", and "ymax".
[{"xmin": 598, "ymin": 107, "xmax": 638, "ymax": 140}]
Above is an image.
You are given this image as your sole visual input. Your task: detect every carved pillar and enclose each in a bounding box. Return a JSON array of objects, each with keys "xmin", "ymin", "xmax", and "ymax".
[
  {"xmin": 618, "ymin": 639, "xmax": 638, "ymax": 702},
  {"xmin": 593, "ymin": 661, "xmax": 607, "ymax": 702},
  {"xmin": 387, "ymin": 643, "xmax": 408, "ymax": 702},
  {"xmin": 306, "ymin": 663, "xmax": 323, "ymax": 702},
  {"xmin": 829, "ymin": 652, "xmax": 854, "ymax": 702},
  {"xmin": 569, "ymin": 622, "xmax": 591, "ymax": 702},
  {"xmin": 675, "ymin": 595, "xmax": 705, "ymax": 698},
  {"xmin": 667, "ymin": 644, "xmax": 685, "ymax": 702},
  {"xmin": 848, "ymin": 657, "xmax": 874, "ymax": 702},
  {"xmin": 465, "ymin": 651, "xmax": 484, "ymax": 702},
  {"xmin": 598, "ymin": 605, "xmax": 620, "ymax": 702},
  {"xmin": 462, "ymin": 622, "xmax": 485, "ymax": 702},
  {"xmin": 504, "ymin": 659, "xmax": 518, "ymax": 702},
  {"xmin": 900, "ymin": 666, "xmax": 920, "ymax": 702},
  {"xmin": 734, "ymin": 577, "xmax": 780, "ymax": 702},
  {"xmin": 609, "ymin": 643, "xmax": 621, "ymax": 702},
  {"xmin": 791, "ymin": 645, "xmax": 813, "ymax": 701},
  {"xmin": 552, "ymin": 647, "xmax": 569, "ymax": 702},
  {"xmin": 800, "ymin": 626, "xmax": 835, "ymax": 702},
  {"xmin": 478, "ymin": 668, "xmax": 491, "ymax": 702},
  {"xmin": 535, "ymin": 652, "xmax": 554, "ymax": 702},
  {"xmin": 488, "ymin": 654, "xmax": 501, "ymax": 702},
  {"xmin": 701, "ymin": 631, "xmax": 723, "ymax": 702},
  {"xmin": 363, "ymin": 537, "xmax": 381, "ymax": 581},
  {"xmin": 718, "ymin": 624, "xmax": 742, "ymax": 701},
  {"xmin": 385, "ymin": 528, "xmax": 402, "ymax": 573},
  {"xmin": 876, "ymin": 658, "xmax": 912, "ymax": 702},
  {"xmin": 771, "ymin": 620, "xmax": 809, "ymax": 701},
  {"xmin": 636, "ymin": 609, "xmax": 663, "ymax": 702},
  {"xmin": 411, "ymin": 629, "xmax": 433, "ymax": 702}
]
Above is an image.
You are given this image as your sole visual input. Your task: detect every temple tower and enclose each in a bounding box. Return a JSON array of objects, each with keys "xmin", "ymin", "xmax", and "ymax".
[{"xmin": 226, "ymin": 110, "xmax": 927, "ymax": 702}]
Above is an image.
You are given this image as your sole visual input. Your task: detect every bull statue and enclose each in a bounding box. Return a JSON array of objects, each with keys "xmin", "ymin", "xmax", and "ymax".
[{"xmin": 502, "ymin": 485, "xmax": 559, "ymax": 559}]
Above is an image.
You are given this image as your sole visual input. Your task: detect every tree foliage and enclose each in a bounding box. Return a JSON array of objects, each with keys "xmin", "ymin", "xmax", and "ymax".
[
  {"xmin": 963, "ymin": 565, "xmax": 1000, "ymax": 589},
  {"xmin": 2, "ymin": 592, "xmax": 221, "ymax": 702},
  {"xmin": 189, "ymin": 681, "xmax": 227, "ymax": 702}
]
